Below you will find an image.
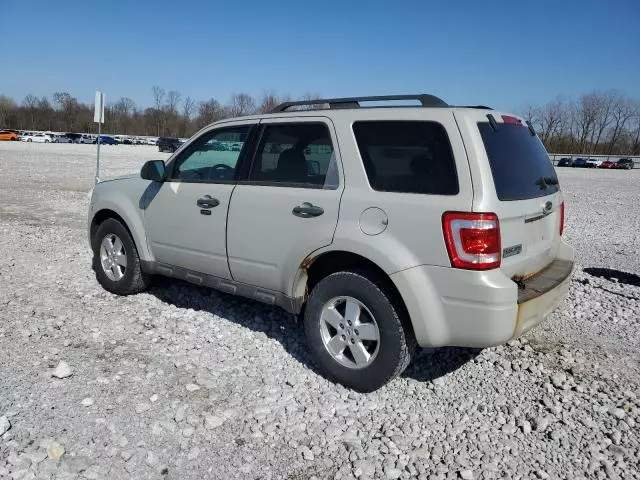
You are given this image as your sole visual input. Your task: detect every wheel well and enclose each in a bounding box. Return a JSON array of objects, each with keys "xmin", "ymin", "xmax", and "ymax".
[
  {"xmin": 304, "ymin": 251, "xmax": 415, "ymax": 337},
  {"xmin": 90, "ymin": 209, "xmax": 132, "ymax": 247}
]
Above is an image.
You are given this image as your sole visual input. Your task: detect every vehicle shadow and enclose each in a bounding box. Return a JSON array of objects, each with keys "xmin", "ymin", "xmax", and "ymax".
[
  {"xmin": 583, "ymin": 267, "xmax": 640, "ymax": 287},
  {"xmin": 401, "ymin": 346, "xmax": 481, "ymax": 382},
  {"xmin": 147, "ymin": 277, "xmax": 480, "ymax": 385}
]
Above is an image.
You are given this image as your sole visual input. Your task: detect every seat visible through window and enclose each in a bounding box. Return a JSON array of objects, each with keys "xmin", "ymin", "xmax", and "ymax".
[{"xmin": 250, "ymin": 123, "xmax": 339, "ymax": 189}]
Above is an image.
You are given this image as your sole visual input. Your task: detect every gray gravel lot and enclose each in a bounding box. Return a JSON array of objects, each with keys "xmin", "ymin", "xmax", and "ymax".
[{"xmin": 0, "ymin": 142, "xmax": 639, "ymax": 480}]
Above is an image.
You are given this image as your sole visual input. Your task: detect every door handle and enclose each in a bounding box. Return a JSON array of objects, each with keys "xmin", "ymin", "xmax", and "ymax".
[
  {"xmin": 292, "ymin": 202, "xmax": 324, "ymax": 218},
  {"xmin": 196, "ymin": 195, "xmax": 220, "ymax": 209}
]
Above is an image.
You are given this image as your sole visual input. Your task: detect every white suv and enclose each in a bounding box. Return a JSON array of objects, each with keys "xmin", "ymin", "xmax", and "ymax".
[{"xmin": 88, "ymin": 94, "xmax": 574, "ymax": 391}]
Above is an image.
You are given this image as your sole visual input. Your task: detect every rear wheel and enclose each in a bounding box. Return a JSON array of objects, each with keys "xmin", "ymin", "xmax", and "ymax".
[
  {"xmin": 303, "ymin": 271, "xmax": 415, "ymax": 392},
  {"xmin": 92, "ymin": 218, "xmax": 150, "ymax": 295}
]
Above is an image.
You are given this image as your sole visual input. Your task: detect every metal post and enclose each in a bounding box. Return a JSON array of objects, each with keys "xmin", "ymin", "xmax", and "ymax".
[{"xmin": 95, "ymin": 121, "xmax": 101, "ymax": 184}]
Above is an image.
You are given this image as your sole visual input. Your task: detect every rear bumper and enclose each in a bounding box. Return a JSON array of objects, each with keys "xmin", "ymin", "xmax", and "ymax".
[{"xmin": 391, "ymin": 240, "xmax": 574, "ymax": 348}]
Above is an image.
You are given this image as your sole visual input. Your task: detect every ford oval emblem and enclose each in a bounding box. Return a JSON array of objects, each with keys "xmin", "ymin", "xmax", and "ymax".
[{"xmin": 543, "ymin": 201, "xmax": 553, "ymax": 214}]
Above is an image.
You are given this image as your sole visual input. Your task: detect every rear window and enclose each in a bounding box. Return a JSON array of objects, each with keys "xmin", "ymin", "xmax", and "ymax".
[
  {"xmin": 352, "ymin": 121, "xmax": 458, "ymax": 195},
  {"xmin": 478, "ymin": 122, "xmax": 559, "ymax": 201}
]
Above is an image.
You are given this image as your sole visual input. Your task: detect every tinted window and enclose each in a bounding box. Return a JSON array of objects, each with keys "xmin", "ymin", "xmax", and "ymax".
[
  {"xmin": 249, "ymin": 123, "xmax": 338, "ymax": 188},
  {"xmin": 478, "ymin": 122, "xmax": 559, "ymax": 201},
  {"xmin": 171, "ymin": 126, "xmax": 250, "ymax": 182},
  {"xmin": 352, "ymin": 121, "xmax": 458, "ymax": 195}
]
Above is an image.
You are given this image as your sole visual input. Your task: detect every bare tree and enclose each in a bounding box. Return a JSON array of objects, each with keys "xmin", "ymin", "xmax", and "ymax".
[
  {"xmin": 183, "ymin": 96, "xmax": 195, "ymax": 120},
  {"xmin": 604, "ymin": 93, "xmax": 633, "ymax": 154},
  {"xmin": 628, "ymin": 100, "xmax": 640, "ymax": 154},
  {"xmin": 112, "ymin": 97, "xmax": 136, "ymax": 134},
  {"xmin": 0, "ymin": 95, "xmax": 17, "ymax": 127},
  {"xmin": 573, "ymin": 94, "xmax": 601, "ymax": 153},
  {"xmin": 152, "ymin": 86, "xmax": 166, "ymax": 135},
  {"xmin": 22, "ymin": 94, "xmax": 38, "ymax": 129},
  {"xmin": 589, "ymin": 91, "xmax": 617, "ymax": 152},
  {"xmin": 197, "ymin": 99, "xmax": 225, "ymax": 127},
  {"xmin": 180, "ymin": 96, "xmax": 196, "ymax": 137},
  {"xmin": 22, "ymin": 94, "xmax": 38, "ymax": 109},
  {"xmin": 258, "ymin": 91, "xmax": 281, "ymax": 114},
  {"xmin": 535, "ymin": 98, "xmax": 566, "ymax": 144},
  {"xmin": 228, "ymin": 93, "xmax": 256, "ymax": 117},
  {"xmin": 166, "ymin": 90, "xmax": 181, "ymax": 115}
]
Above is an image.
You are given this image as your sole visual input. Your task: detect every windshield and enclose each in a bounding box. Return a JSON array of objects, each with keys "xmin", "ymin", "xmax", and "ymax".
[{"xmin": 478, "ymin": 122, "xmax": 559, "ymax": 201}]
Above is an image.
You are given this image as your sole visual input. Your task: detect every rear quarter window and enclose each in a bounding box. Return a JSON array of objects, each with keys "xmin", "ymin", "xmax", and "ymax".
[
  {"xmin": 478, "ymin": 121, "xmax": 559, "ymax": 201},
  {"xmin": 352, "ymin": 121, "xmax": 458, "ymax": 195}
]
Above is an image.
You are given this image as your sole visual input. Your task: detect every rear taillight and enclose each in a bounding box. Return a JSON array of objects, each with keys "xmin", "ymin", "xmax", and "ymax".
[
  {"xmin": 559, "ymin": 202, "xmax": 565, "ymax": 236},
  {"xmin": 442, "ymin": 212, "xmax": 501, "ymax": 270}
]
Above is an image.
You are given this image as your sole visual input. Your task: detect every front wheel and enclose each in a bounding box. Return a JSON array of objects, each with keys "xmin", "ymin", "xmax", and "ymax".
[
  {"xmin": 304, "ymin": 271, "xmax": 415, "ymax": 392},
  {"xmin": 92, "ymin": 218, "xmax": 150, "ymax": 295}
]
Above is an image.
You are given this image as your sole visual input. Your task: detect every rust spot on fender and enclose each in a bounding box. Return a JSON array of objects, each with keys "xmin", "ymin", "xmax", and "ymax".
[{"xmin": 300, "ymin": 255, "xmax": 315, "ymax": 270}]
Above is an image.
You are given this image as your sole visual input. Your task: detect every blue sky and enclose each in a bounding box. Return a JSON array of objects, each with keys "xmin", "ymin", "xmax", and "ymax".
[{"xmin": 2, "ymin": 0, "xmax": 639, "ymax": 112}]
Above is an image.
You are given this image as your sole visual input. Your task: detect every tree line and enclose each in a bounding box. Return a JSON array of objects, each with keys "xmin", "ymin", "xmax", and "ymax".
[
  {"xmin": 1, "ymin": 87, "xmax": 639, "ymax": 154},
  {"xmin": 0, "ymin": 87, "xmax": 318, "ymax": 139},
  {"xmin": 523, "ymin": 91, "xmax": 640, "ymax": 155}
]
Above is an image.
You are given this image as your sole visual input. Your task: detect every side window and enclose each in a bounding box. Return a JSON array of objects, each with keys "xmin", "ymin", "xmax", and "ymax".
[
  {"xmin": 171, "ymin": 126, "xmax": 250, "ymax": 182},
  {"xmin": 352, "ymin": 121, "xmax": 459, "ymax": 195},
  {"xmin": 249, "ymin": 123, "xmax": 338, "ymax": 189}
]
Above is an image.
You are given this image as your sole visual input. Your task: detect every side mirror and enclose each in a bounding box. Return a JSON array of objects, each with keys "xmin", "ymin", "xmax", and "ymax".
[{"xmin": 141, "ymin": 160, "xmax": 166, "ymax": 182}]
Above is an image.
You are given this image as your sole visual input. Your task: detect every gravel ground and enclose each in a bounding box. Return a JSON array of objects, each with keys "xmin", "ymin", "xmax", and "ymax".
[{"xmin": 0, "ymin": 142, "xmax": 639, "ymax": 480}]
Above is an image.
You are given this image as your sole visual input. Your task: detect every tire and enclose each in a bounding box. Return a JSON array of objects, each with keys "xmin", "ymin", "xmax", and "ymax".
[
  {"xmin": 27, "ymin": 139, "xmax": 32, "ymax": 142},
  {"xmin": 92, "ymin": 218, "xmax": 150, "ymax": 295},
  {"xmin": 303, "ymin": 270, "xmax": 416, "ymax": 392}
]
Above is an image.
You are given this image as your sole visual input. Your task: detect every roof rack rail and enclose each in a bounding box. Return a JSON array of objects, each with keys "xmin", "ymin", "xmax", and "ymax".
[
  {"xmin": 457, "ymin": 105, "xmax": 493, "ymax": 110},
  {"xmin": 270, "ymin": 94, "xmax": 448, "ymax": 113}
]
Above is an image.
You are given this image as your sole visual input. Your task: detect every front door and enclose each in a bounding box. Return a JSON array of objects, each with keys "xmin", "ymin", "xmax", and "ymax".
[
  {"xmin": 143, "ymin": 122, "xmax": 256, "ymax": 278},
  {"xmin": 227, "ymin": 118, "xmax": 343, "ymax": 294}
]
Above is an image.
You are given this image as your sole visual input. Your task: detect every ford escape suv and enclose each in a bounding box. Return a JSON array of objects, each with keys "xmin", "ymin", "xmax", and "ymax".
[{"xmin": 88, "ymin": 94, "xmax": 574, "ymax": 392}]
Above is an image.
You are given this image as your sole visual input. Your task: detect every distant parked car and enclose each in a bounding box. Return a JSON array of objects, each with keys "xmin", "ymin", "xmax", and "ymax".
[
  {"xmin": 615, "ymin": 158, "xmax": 634, "ymax": 170},
  {"xmin": 157, "ymin": 137, "xmax": 181, "ymax": 153},
  {"xmin": 97, "ymin": 135, "xmax": 118, "ymax": 145},
  {"xmin": 56, "ymin": 133, "xmax": 84, "ymax": 144},
  {"xmin": 0, "ymin": 129, "xmax": 19, "ymax": 141},
  {"xmin": 146, "ymin": 138, "xmax": 158, "ymax": 146},
  {"xmin": 572, "ymin": 158, "xmax": 586, "ymax": 168},
  {"xmin": 79, "ymin": 134, "xmax": 94, "ymax": 144},
  {"xmin": 584, "ymin": 158, "xmax": 602, "ymax": 168},
  {"xmin": 599, "ymin": 160, "xmax": 616, "ymax": 169},
  {"xmin": 24, "ymin": 133, "xmax": 53, "ymax": 143},
  {"xmin": 557, "ymin": 157, "xmax": 573, "ymax": 167}
]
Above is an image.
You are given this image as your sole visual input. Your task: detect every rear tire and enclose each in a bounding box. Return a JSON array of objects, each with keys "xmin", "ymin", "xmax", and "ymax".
[
  {"xmin": 303, "ymin": 270, "xmax": 415, "ymax": 392},
  {"xmin": 92, "ymin": 218, "xmax": 150, "ymax": 295}
]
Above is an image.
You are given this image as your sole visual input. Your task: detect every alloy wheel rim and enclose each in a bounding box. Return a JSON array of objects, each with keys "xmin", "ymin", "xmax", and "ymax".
[
  {"xmin": 99, "ymin": 234, "xmax": 127, "ymax": 281},
  {"xmin": 319, "ymin": 296, "xmax": 380, "ymax": 369}
]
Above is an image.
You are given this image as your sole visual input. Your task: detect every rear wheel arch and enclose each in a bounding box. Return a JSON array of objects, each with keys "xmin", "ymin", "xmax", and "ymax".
[{"xmin": 298, "ymin": 250, "xmax": 416, "ymax": 340}]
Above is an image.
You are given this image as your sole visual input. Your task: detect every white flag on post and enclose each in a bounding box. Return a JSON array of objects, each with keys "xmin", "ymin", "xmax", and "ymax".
[
  {"xmin": 94, "ymin": 92, "xmax": 105, "ymax": 123},
  {"xmin": 94, "ymin": 91, "xmax": 105, "ymax": 184}
]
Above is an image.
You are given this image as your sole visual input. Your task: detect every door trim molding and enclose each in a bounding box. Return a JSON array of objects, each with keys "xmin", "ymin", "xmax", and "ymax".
[{"xmin": 140, "ymin": 260, "xmax": 302, "ymax": 314}]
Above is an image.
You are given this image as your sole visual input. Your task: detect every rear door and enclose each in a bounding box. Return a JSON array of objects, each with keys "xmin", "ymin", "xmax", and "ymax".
[
  {"xmin": 226, "ymin": 117, "xmax": 343, "ymax": 294},
  {"xmin": 455, "ymin": 110, "xmax": 563, "ymax": 279}
]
